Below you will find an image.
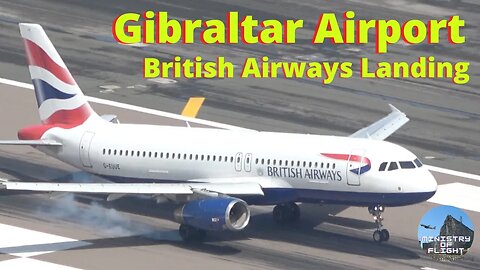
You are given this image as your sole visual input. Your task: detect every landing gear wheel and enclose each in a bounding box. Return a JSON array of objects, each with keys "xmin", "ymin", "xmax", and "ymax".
[
  {"xmin": 380, "ymin": 229, "xmax": 390, "ymax": 242},
  {"xmin": 373, "ymin": 230, "xmax": 382, "ymax": 242},
  {"xmin": 368, "ymin": 205, "xmax": 389, "ymax": 242},
  {"xmin": 179, "ymin": 224, "xmax": 206, "ymax": 242},
  {"xmin": 273, "ymin": 202, "xmax": 300, "ymax": 224}
]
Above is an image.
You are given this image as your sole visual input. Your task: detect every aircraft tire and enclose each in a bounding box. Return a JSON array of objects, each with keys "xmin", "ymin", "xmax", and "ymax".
[
  {"xmin": 179, "ymin": 224, "xmax": 206, "ymax": 242},
  {"xmin": 373, "ymin": 230, "xmax": 382, "ymax": 242},
  {"xmin": 380, "ymin": 229, "xmax": 390, "ymax": 242}
]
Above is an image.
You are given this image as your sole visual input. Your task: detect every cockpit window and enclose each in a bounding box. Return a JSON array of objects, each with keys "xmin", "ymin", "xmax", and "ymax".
[
  {"xmin": 379, "ymin": 162, "xmax": 388, "ymax": 171},
  {"xmin": 399, "ymin": 161, "xmax": 416, "ymax": 169},
  {"xmin": 414, "ymin": 158, "xmax": 423, "ymax": 168},
  {"xmin": 388, "ymin": 162, "xmax": 398, "ymax": 171}
]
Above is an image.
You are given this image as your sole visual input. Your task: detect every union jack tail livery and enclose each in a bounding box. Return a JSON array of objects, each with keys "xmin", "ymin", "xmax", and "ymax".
[{"xmin": 19, "ymin": 23, "xmax": 97, "ymax": 126}]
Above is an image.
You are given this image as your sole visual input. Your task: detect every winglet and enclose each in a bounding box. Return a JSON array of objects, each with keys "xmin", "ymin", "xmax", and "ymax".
[
  {"xmin": 388, "ymin": 104, "xmax": 401, "ymax": 113},
  {"xmin": 350, "ymin": 104, "xmax": 409, "ymax": 140}
]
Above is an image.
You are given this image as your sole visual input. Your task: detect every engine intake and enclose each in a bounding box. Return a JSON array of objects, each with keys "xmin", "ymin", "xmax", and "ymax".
[{"xmin": 174, "ymin": 197, "xmax": 250, "ymax": 231}]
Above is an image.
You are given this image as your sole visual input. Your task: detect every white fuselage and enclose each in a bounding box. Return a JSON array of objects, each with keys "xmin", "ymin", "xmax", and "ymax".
[{"xmin": 38, "ymin": 118, "xmax": 437, "ymax": 206}]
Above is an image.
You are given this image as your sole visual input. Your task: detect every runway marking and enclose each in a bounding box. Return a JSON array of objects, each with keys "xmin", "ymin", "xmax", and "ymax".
[
  {"xmin": 425, "ymin": 165, "xmax": 480, "ymax": 182},
  {"xmin": 1, "ymin": 77, "xmax": 479, "ymax": 181},
  {"xmin": 0, "ymin": 258, "xmax": 83, "ymax": 270},
  {"xmin": 420, "ymin": 267, "xmax": 439, "ymax": 270},
  {"xmin": 0, "ymin": 223, "xmax": 90, "ymax": 257},
  {"xmin": 428, "ymin": 182, "xmax": 480, "ymax": 213},
  {"xmin": 181, "ymin": 97, "xmax": 205, "ymax": 118}
]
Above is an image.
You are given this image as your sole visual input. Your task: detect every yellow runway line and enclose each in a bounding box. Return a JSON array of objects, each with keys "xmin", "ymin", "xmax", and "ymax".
[{"xmin": 181, "ymin": 97, "xmax": 205, "ymax": 118}]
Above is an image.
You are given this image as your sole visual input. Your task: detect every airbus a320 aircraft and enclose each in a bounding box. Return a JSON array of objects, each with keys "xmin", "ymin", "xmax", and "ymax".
[{"xmin": 0, "ymin": 24, "xmax": 437, "ymax": 243}]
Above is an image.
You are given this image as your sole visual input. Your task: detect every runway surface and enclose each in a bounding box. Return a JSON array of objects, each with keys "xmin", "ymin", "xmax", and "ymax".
[{"xmin": 0, "ymin": 0, "xmax": 479, "ymax": 269}]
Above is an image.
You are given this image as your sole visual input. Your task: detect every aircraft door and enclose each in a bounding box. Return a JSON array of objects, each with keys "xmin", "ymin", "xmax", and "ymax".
[
  {"xmin": 80, "ymin": 131, "xmax": 95, "ymax": 168},
  {"xmin": 346, "ymin": 149, "xmax": 366, "ymax": 186},
  {"xmin": 235, "ymin": 152, "xmax": 243, "ymax": 172},
  {"xmin": 244, "ymin": 153, "xmax": 252, "ymax": 172}
]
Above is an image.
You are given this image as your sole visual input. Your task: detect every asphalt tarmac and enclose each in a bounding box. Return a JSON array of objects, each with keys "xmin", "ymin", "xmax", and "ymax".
[{"xmin": 0, "ymin": 0, "xmax": 479, "ymax": 269}]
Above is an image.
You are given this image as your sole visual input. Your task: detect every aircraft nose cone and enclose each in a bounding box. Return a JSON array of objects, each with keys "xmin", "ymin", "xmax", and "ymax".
[{"xmin": 423, "ymin": 170, "xmax": 438, "ymax": 199}]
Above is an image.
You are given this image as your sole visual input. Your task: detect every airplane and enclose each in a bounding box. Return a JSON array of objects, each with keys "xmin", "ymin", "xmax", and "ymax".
[
  {"xmin": 420, "ymin": 224, "xmax": 436, "ymax": 230},
  {"xmin": 0, "ymin": 23, "xmax": 437, "ymax": 243}
]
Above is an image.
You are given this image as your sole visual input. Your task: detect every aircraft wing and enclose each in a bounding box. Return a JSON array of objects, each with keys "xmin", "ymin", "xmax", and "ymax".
[
  {"xmin": 350, "ymin": 104, "xmax": 409, "ymax": 140},
  {"xmin": 0, "ymin": 140, "xmax": 62, "ymax": 146},
  {"xmin": 0, "ymin": 181, "xmax": 264, "ymax": 196}
]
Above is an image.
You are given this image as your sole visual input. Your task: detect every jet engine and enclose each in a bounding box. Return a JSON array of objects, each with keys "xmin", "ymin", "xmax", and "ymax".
[{"xmin": 174, "ymin": 197, "xmax": 250, "ymax": 231}]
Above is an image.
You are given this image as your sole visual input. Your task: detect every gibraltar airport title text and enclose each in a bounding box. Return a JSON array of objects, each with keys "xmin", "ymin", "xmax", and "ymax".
[{"xmin": 113, "ymin": 11, "xmax": 470, "ymax": 85}]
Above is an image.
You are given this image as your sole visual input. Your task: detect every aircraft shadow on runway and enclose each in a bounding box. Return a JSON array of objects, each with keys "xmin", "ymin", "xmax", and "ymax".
[{"xmin": 0, "ymin": 155, "xmax": 419, "ymax": 259}]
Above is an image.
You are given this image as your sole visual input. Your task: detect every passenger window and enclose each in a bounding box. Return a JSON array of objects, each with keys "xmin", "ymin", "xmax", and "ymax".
[
  {"xmin": 149, "ymin": 152, "xmax": 152, "ymax": 158},
  {"xmin": 207, "ymin": 155, "xmax": 210, "ymax": 161},
  {"xmin": 291, "ymin": 161, "xmax": 294, "ymax": 166},
  {"xmin": 326, "ymin": 163, "xmax": 329, "ymax": 169},
  {"xmin": 166, "ymin": 153, "xmax": 169, "ymax": 159},
  {"xmin": 309, "ymin": 162, "xmax": 312, "ymax": 168},
  {"xmin": 201, "ymin": 155, "xmax": 204, "ymax": 161},
  {"xmin": 379, "ymin": 162, "xmax": 387, "ymax": 171},
  {"xmin": 213, "ymin": 156, "xmax": 216, "ymax": 162},
  {"xmin": 279, "ymin": 160, "xmax": 282, "ymax": 166},
  {"xmin": 103, "ymin": 149, "xmax": 106, "ymax": 155},
  {"xmin": 230, "ymin": 157, "xmax": 234, "ymax": 162},
  {"xmin": 113, "ymin": 150, "xmax": 117, "ymax": 156},
  {"xmin": 255, "ymin": 158, "xmax": 258, "ymax": 164},
  {"xmin": 315, "ymin": 162, "xmax": 318, "ymax": 168},
  {"xmin": 388, "ymin": 162, "xmax": 398, "ymax": 171},
  {"xmin": 189, "ymin": 154, "xmax": 192, "ymax": 160},
  {"xmin": 321, "ymin": 162, "xmax": 324, "ymax": 168},
  {"xmin": 297, "ymin": 161, "xmax": 300, "ymax": 167},
  {"xmin": 273, "ymin": 159, "xmax": 276, "ymax": 165},
  {"xmin": 137, "ymin": 151, "xmax": 140, "ymax": 157},
  {"xmin": 143, "ymin": 151, "xmax": 146, "ymax": 157},
  {"xmin": 184, "ymin": 154, "xmax": 187, "ymax": 159},
  {"xmin": 399, "ymin": 161, "xmax": 416, "ymax": 169},
  {"xmin": 261, "ymin": 158, "xmax": 265, "ymax": 165},
  {"xmin": 267, "ymin": 159, "xmax": 271, "ymax": 165},
  {"xmin": 414, "ymin": 158, "xmax": 423, "ymax": 168},
  {"xmin": 303, "ymin": 161, "xmax": 306, "ymax": 167},
  {"xmin": 332, "ymin": 163, "xmax": 336, "ymax": 169}
]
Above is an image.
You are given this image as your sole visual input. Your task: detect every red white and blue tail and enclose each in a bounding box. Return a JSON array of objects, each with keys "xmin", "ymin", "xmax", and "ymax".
[{"xmin": 19, "ymin": 23, "xmax": 97, "ymax": 126}]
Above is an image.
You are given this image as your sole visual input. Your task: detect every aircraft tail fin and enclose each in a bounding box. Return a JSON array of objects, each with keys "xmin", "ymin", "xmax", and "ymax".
[{"xmin": 19, "ymin": 23, "xmax": 98, "ymax": 126}]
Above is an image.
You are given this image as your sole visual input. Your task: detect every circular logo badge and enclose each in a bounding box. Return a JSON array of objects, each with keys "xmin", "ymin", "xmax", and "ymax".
[{"xmin": 418, "ymin": 205, "xmax": 474, "ymax": 262}]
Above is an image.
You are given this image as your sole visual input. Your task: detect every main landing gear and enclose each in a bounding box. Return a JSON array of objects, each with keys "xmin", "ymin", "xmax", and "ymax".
[
  {"xmin": 179, "ymin": 224, "xmax": 207, "ymax": 242},
  {"xmin": 273, "ymin": 202, "xmax": 300, "ymax": 224},
  {"xmin": 368, "ymin": 205, "xmax": 390, "ymax": 243}
]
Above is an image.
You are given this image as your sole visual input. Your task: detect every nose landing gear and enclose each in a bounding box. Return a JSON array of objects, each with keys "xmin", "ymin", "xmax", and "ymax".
[{"xmin": 368, "ymin": 205, "xmax": 389, "ymax": 243}]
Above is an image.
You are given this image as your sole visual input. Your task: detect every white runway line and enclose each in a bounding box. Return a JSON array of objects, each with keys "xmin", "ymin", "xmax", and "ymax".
[
  {"xmin": 0, "ymin": 258, "xmax": 83, "ymax": 270},
  {"xmin": 425, "ymin": 165, "xmax": 480, "ymax": 182},
  {"xmin": 0, "ymin": 223, "xmax": 90, "ymax": 257},
  {"xmin": 428, "ymin": 182, "xmax": 480, "ymax": 213}
]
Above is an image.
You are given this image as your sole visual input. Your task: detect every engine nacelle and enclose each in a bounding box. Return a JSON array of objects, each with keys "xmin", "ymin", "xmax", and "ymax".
[{"xmin": 174, "ymin": 197, "xmax": 250, "ymax": 231}]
